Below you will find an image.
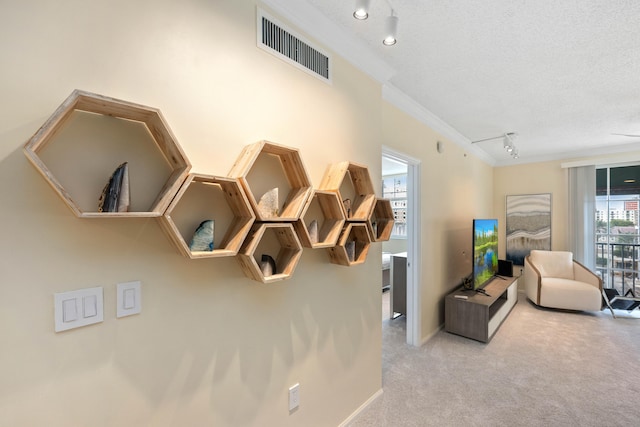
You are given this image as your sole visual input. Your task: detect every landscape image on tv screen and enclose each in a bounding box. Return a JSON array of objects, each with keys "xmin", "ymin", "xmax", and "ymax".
[{"xmin": 473, "ymin": 219, "xmax": 499, "ymax": 289}]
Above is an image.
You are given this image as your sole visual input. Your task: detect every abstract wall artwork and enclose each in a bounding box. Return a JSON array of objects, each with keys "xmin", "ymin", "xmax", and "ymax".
[{"xmin": 506, "ymin": 193, "xmax": 551, "ymax": 265}]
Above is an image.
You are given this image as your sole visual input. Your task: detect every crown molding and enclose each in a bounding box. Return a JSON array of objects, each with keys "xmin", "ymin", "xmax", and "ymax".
[
  {"xmin": 382, "ymin": 84, "xmax": 495, "ymax": 166},
  {"xmin": 260, "ymin": 0, "xmax": 497, "ymax": 166}
]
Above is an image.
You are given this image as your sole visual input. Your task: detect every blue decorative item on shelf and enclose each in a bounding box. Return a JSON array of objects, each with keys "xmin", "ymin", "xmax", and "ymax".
[{"xmin": 189, "ymin": 220, "xmax": 215, "ymax": 251}]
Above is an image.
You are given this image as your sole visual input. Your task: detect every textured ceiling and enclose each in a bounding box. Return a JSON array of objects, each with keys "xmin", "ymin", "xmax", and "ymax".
[{"xmin": 305, "ymin": 0, "xmax": 640, "ymax": 165}]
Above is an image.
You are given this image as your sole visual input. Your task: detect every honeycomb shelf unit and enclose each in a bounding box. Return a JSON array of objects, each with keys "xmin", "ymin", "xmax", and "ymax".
[
  {"xmin": 367, "ymin": 198, "xmax": 394, "ymax": 242},
  {"xmin": 229, "ymin": 140, "xmax": 313, "ymax": 222},
  {"xmin": 237, "ymin": 223, "xmax": 303, "ymax": 283},
  {"xmin": 159, "ymin": 174, "xmax": 256, "ymax": 258},
  {"xmin": 294, "ymin": 189, "xmax": 346, "ymax": 249},
  {"xmin": 23, "ymin": 89, "xmax": 191, "ymax": 218},
  {"xmin": 327, "ymin": 222, "xmax": 372, "ymax": 266},
  {"xmin": 319, "ymin": 161, "xmax": 376, "ymax": 222}
]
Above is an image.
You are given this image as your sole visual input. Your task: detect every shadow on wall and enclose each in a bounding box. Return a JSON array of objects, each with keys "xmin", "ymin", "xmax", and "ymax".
[{"xmin": 444, "ymin": 222, "xmax": 472, "ymax": 292}]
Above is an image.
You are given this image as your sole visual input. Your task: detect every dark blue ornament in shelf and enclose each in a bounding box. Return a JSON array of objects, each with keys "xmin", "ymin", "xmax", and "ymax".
[
  {"xmin": 98, "ymin": 162, "xmax": 129, "ymax": 212},
  {"xmin": 189, "ymin": 220, "xmax": 215, "ymax": 251}
]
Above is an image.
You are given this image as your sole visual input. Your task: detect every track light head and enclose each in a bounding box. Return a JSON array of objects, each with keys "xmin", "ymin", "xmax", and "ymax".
[
  {"xmin": 472, "ymin": 132, "xmax": 520, "ymax": 160},
  {"xmin": 383, "ymin": 13, "xmax": 399, "ymax": 46},
  {"xmin": 353, "ymin": 0, "xmax": 370, "ymax": 20}
]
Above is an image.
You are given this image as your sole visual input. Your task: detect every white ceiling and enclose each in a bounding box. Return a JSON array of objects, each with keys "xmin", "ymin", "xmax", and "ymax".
[{"xmin": 299, "ymin": 0, "xmax": 640, "ymax": 165}]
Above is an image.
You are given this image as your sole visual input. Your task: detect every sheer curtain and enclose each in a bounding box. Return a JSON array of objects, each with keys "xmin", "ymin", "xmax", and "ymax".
[{"xmin": 568, "ymin": 165, "xmax": 596, "ymax": 269}]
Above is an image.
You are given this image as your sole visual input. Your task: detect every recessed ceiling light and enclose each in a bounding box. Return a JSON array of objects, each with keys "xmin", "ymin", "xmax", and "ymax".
[{"xmin": 624, "ymin": 179, "xmax": 636, "ymax": 183}]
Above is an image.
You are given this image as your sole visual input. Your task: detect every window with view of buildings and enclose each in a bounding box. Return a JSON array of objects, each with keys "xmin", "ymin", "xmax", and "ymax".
[{"xmin": 595, "ymin": 165, "xmax": 640, "ymax": 296}]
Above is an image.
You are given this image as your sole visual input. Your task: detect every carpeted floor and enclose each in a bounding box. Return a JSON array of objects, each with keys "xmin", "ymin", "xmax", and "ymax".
[{"xmin": 350, "ymin": 291, "xmax": 640, "ymax": 426}]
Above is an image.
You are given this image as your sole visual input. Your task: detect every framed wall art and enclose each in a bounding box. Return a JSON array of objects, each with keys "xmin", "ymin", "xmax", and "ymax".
[{"xmin": 506, "ymin": 193, "xmax": 552, "ymax": 265}]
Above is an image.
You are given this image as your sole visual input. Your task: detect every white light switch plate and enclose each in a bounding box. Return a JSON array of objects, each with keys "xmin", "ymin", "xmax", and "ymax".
[
  {"xmin": 54, "ymin": 286, "xmax": 103, "ymax": 332},
  {"xmin": 117, "ymin": 281, "xmax": 141, "ymax": 318}
]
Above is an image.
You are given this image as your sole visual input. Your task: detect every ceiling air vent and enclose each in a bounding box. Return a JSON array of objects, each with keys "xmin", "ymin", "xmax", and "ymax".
[{"xmin": 257, "ymin": 9, "xmax": 331, "ymax": 82}]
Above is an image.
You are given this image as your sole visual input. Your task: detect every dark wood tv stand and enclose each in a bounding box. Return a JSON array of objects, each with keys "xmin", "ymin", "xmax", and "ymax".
[{"xmin": 444, "ymin": 276, "xmax": 518, "ymax": 343}]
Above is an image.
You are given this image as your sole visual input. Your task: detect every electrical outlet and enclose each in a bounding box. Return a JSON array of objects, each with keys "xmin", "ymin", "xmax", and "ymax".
[{"xmin": 288, "ymin": 383, "xmax": 300, "ymax": 411}]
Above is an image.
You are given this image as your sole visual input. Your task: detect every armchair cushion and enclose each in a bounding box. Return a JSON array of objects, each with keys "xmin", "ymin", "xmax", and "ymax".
[
  {"xmin": 539, "ymin": 277, "xmax": 602, "ymax": 311},
  {"xmin": 529, "ymin": 250, "xmax": 574, "ymax": 280}
]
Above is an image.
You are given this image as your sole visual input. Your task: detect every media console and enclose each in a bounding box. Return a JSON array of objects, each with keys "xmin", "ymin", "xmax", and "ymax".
[{"xmin": 444, "ymin": 276, "xmax": 518, "ymax": 343}]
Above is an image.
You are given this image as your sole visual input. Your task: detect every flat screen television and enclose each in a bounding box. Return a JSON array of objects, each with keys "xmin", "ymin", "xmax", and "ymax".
[{"xmin": 472, "ymin": 219, "xmax": 499, "ymax": 289}]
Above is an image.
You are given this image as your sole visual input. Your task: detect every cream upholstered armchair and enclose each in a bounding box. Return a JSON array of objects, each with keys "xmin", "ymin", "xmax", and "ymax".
[{"xmin": 524, "ymin": 250, "xmax": 602, "ymax": 311}]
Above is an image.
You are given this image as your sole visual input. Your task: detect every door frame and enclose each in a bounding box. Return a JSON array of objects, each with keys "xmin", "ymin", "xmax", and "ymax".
[{"xmin": 382, "ymin": 146, "xmax": 421, "ymax": 346}]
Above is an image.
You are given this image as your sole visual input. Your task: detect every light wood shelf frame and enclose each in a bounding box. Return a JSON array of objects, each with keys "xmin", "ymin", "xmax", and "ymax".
[
  {"xmin": 367, "ymin": 198, "xmax": 394, "ymax": 242},
  {"xmin": 294, "ymin": 189, "xmax": 346, "ymax": 249},
  {"xmin": 327, "ymin": 222, "xmax": 372, "ymax": 266},
  {"xmin": 237, "ymin": 223, "xmax": 303, "ymax": 283},
  {"xmin": 23, "ymin": 89, "xmax": 191, "ymax": 218},
  {"xmin": 229, "ymin": 140, "xmax": 313, "ymax": 222},
  {"xmin": 159, "ymin": 174, "xmax": 255, "ymax": 258},
  {"xmin": 319, "ymin": 161, "xmax": 376, "ymax": 221}
]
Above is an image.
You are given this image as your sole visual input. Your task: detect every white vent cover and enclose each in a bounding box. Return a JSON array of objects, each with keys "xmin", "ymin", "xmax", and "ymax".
[{"xmin": 257, "ymin": 8, "xmax": 331, "ymax": 83}]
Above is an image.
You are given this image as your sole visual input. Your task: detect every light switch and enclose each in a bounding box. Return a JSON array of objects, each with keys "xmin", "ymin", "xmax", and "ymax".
[
  {"xmin": 83, "ymin": 295, "xmax": 97, "ymax": 318},
  {"xmin": 117, "ymin": 281, "xmax": 141, "ymax": 318},
  {"xmin": 62, "ymin": 298, "xmax": 78, "ymax": 323},
  {"xmin": 124, "ymin": 288, "xmax": 135, "ymax": 309},
  {"xmin": 54, "ymin": 287, "xmax": 103, "ymax": 332}
]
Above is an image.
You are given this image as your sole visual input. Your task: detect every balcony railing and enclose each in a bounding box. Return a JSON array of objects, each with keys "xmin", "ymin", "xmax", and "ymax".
[{"xmin": 596, "ymin": 242, "xmax": 639, "ymax": 296}]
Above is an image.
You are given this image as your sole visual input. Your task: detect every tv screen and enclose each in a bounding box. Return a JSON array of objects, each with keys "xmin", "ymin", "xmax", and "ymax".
[{"xmin": 472, "ymin": 219, "xmax": 499, "ymax": 289}]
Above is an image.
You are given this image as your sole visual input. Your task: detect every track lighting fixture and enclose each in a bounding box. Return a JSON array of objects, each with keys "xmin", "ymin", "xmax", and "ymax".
[
  {"xmin": 383, "ymin": 11, "xmax": 398, "ymax": 46},
  {"xmin": 353, "ymin": 0, "xmax": 371, "ymax": 20},
  {"xmin": 353, "ymin": 0, "xmax": 399, "ymax": 46},
  {"xmin": 471, "ymin": 132, "xmax": 520, "ymax": 159}
]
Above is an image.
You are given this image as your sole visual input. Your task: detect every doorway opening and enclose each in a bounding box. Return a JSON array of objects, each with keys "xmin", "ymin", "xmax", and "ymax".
[{"xmin": 382, "ymin": 147, "xmax": 421, "ymax": 346}]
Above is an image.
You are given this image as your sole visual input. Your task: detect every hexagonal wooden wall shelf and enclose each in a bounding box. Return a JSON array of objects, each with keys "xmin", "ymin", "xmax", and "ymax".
[
  {"xmin": 23, "ymin": 89, "xmax": 191, "ymax": 218},
  {"xmin": 294, "ymin": 190, "xmax": 346, "ymax": 249},
  {"xmin": 367, "ymin": 198, "xmax": 394, "ymax": 242},
  {"xmin": 237, "ymin": 223, "xmax": 303, "ymax": 283},
  {"xmin": 327, "ymin": 222, "xmax": 372, "ymax": 266},
  {"xmin": 319, "ymin": 161, "xmax": 376, "ymax": 221},
  {"xmin": 159, "ymin": 174, "xmax": 255, "ymax": 258},
  {"xmin": 229, "ymin": 140, "xmax": 313, "ymax": 221}
]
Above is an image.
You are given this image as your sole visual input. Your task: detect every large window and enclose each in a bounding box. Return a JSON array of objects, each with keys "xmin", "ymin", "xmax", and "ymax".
[{"xmin": 595, "ymin": 165, "xmax": 640, "ymax": 296}]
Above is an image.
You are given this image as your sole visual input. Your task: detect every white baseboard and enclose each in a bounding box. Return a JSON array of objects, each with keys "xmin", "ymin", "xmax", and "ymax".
[
  {"xmin": 421, "ymin": 323, "xmax": 444, "ymax": 346},
  {"xmin": 339, "ymin": 388, "xmax": 383, "ymax": 427}
]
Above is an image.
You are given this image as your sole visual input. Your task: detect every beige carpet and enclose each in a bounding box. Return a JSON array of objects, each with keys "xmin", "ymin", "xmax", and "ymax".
[{"xmin": 352, "ymin": 291, "xmax": 640, "ymax": 426}]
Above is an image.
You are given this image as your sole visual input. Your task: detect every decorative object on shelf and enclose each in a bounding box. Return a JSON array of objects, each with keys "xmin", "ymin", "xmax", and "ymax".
[
  {"xmin": 371, "ymin": 220, "xmax": 378, "ymax": 238},
  {"xmin": 98, "ymin": 162, "xmax": 129, "ymax": 213},
  {"xmin": 308, "ymin": 219, "xmax": 318, "ymax": 244},
  {"xmin": 260, "ymin": 254, "xmax": 277, "ymax": 277},
  {"xmin": 343, "ymin": 198, "xmax": 352, "ymax": 218},
  {"xmin": 345, "ymin": 240, "xmax": 355, "ymax": 262},
  {"xmin": 189, "ymin": 220, "xmax": 215, "ymax": 252},
  {"xmin": 118, "ymin": 162, "xmax": 130, "ymax": 212},
  {"xmin": 258, "ymin": 187, "xmax": 279, "ymax": 218}
]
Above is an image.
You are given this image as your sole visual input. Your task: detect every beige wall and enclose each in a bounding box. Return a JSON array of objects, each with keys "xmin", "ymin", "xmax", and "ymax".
[
  {"xmin": 0, "ymin": 1, "xmax": 385, "ymax": 426},
  {"xmin": 494, "ymin": 160, "xmax": 568, "ymax": 265},
  {"xmin": 381, "ymin": 103, "xmax": 494, "ymax": 340}
]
